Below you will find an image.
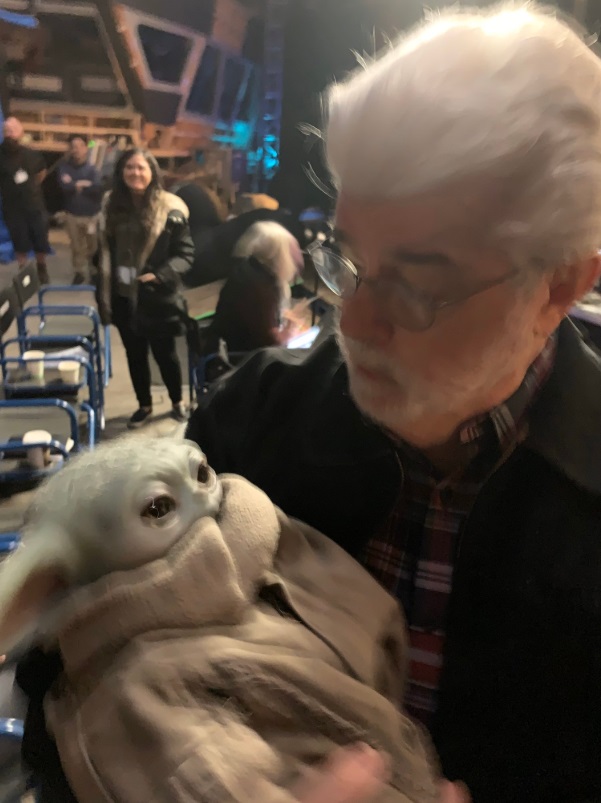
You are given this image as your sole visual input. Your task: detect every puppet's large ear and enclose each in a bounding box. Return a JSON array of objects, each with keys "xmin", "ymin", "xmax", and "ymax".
[{"xmin": 0, "ymin": 533, "xmax": 71, "ymax": 655}]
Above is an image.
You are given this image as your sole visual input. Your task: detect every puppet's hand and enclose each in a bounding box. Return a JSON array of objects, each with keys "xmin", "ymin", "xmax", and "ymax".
[
  {"xmin": 293, "ymin": 744, "xmax": 388, "ymax": 803},
  {"xmin": 293, "ymin": 744, "xmax": 471, "ymax": 803}
]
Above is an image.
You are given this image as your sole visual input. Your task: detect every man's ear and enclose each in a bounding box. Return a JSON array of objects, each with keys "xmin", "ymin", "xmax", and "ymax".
[
  {"xmin": 537, "ymin": 254, "xmax": 601, "ymax": 336},
  {"xmin": 0, "ymin": 534, "xmax": 71, "ymax": 655}
]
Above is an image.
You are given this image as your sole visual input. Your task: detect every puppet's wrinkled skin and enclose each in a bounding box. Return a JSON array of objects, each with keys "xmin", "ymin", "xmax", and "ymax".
[{"xmin": 0, "ymin": 436, "xmax": 222, "ymax": 652}]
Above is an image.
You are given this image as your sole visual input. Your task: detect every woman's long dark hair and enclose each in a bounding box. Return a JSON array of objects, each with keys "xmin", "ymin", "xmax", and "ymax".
[{"xmin": 105, "ymin": 148, "xmax": 162, "ymax": 233}]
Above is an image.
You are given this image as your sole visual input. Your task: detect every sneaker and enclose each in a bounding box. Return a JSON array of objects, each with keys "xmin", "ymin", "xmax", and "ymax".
[
  {"xmin": 72, "ymin": 272, "xmax": 85, "ymax": 285},
  {"xmin": 170, "ymin": 403, "xmax": 188, "ymax": 423},
  {"xmin": 37, "ymin": 265, "xmax": 50, "ymax": 285},
  {"xmin": 127, "ymin": 407, "xmax": 153, "ymax": 429}
]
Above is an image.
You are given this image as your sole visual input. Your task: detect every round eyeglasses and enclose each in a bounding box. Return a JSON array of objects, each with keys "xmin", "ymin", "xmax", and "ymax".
[{"xmin": 307, "ymin": 241, "xmax": 519, "ymax": 332}]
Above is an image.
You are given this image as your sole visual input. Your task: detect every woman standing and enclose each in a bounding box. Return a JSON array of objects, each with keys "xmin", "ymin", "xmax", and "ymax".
[{"xmin": 97, "ymin": 148, "xmax": 194, "ymax": 428}]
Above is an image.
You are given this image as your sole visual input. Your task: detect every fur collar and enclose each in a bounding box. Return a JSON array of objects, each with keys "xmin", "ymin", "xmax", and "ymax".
[{"xmin": 99, "ymin": 190, "xmax": 189, "ymax": 271}]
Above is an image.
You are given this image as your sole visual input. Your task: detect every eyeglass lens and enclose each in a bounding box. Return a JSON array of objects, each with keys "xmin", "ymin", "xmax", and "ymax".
[{"xmin": 312, "ymin": 246, "xmax": 435, "ymax": 330}]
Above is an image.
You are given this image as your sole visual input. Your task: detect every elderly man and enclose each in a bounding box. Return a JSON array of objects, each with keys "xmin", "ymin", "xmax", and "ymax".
[
  {"xmin": 187, "ymin": 5, "xmax": 601, "ymax": 802},
  {"xmin": 13, "ymin": 5, "xmax": 601, "ymax": 803},
  {"xmin": 0, "ymin": 116, "xmax": 50, "ymax": 283}
]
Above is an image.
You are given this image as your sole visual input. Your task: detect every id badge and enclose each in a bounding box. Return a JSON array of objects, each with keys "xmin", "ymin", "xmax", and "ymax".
[
  {"xmin": 14, "ymin": 169, "xmax": 28, "ymax": 185},
  {"xmin": 87, "ymin": 221, "xmax": 96, "ymax": 236},
  {"xmin": 118, "ymin": 266, "xmax": 135, "ymax": 285}
]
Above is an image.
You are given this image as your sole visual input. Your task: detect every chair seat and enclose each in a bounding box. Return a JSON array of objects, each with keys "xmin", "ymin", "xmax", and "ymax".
[
  {"xmin": 0, "ymin": 407, "xmax": 74, "ymax": 449},
  {"xmin": 37, "ymin": 316, "xmax": 95, "ymax": 340}
]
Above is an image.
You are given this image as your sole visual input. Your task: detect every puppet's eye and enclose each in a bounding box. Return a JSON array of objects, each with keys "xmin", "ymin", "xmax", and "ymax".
[
  {"xmin": 197, "ymin": 462, "xmax": 209, "ymax": 484},
  {"xmin": 141, "ymin": 495, "xmax": 176, "ymax": 521}
]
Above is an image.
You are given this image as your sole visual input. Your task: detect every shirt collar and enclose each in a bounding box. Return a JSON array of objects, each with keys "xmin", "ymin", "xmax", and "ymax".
[
  {"xmin": 305, "ymin": 323, "xmax": 601, "ymax": 497},
  {"xmin": 459, "ymin": 333, "xmax": 557, "ymax": 455},
  {"xmin": 389, "ymin": 335, "xmax": 557, "ymax": 484}
]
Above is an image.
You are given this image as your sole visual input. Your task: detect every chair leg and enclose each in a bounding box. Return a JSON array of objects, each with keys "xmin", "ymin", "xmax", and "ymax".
[{"xmin": 104, "ymin": 326, "xmax": 112, "ymax": 384}]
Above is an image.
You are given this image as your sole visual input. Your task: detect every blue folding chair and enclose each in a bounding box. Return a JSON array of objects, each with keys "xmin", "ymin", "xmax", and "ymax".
[
  {"xmin": 1, "ymin": 349, "xmax": 101, "ymax": 441},
  {"xmin": 0, "ymin": 535, "xmax": 20, "ymax": 554},
  {"xmin": 0, "ymin": 398, "xmax": 96, "ymax": 484},
  {"xmin": 12, "ymin": 264, "xmax": 111, "ymax": 402},
  {"xmin": 0, "ymin": 719, "xmax": 23, "ymax": 741},
  {"xmin": 37, "ymin": 280, "xmax": 112, "ymax": 388},
  {"xmin": 0, "ymin": 719, "xmax": 41, "ymax": 803},
  {"xmin": 0, "ymin": 282, "xmax": 104, "ymax": 433}
]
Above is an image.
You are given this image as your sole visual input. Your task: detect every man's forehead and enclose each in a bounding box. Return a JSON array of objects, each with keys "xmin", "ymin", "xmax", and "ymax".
[{"xmin": 335, "ymin": 183, "xmax": 506, "ymax": 254}]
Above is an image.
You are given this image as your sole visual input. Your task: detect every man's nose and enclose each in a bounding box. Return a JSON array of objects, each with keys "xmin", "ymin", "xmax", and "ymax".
[{"xmin": 339, "ymin": 282, "xmax": 393, "ymax": 347}]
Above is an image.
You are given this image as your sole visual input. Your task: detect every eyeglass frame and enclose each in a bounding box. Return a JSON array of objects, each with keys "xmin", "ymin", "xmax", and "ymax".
[{"xmin": 306, "ymin": 240, "xmax": 520, "ymax": 332}]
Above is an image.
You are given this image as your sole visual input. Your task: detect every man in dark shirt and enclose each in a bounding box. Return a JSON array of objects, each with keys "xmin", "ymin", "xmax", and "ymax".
[
  {"xmin": 57, "ymin": 134, "xmax": 102, "ymax": 284},
  {"xmin": 0, "ymin": 116, "xmax": 50, "ymax": 284}
]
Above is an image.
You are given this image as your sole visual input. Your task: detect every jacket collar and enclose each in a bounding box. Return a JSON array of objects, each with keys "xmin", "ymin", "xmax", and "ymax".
[
  {"xmin": 525, "ymin": 317, "xmax": 601, "ymax": 496},
  {"xmin": 306, "ymin": 320, "xmax": 601, "ymax": 496},
  {"xmin": 98, "ymin": 190, "xmax": 189, "ymax": 270}
]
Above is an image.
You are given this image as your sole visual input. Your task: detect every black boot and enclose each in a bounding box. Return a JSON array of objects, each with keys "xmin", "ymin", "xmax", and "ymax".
[{"xmin": 37, "ymin": 263, "xmax": 50, "ymax": 285}]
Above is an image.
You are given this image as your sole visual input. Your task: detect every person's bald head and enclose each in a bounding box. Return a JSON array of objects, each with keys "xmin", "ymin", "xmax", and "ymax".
[{"xmin": 3, "ymin": 117, "xmax": 23, "ymax": 142}]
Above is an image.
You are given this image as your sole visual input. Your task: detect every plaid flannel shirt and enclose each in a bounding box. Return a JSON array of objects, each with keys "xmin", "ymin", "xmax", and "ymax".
[{"xmin": 362, "ymin": 337, "xmax": 557, "ymax": 727}]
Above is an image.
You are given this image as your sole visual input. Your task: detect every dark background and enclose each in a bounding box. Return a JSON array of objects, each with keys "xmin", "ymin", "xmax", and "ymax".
[{"xmin": 272, "ymin": 0, "xmax": 601, "ymax": 212}]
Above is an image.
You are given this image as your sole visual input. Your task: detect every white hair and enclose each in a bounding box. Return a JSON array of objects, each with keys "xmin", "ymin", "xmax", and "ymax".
[
  {"xmin": 234, "ymin": 221, "xmax": 302, "ymax": 288},
  {"xmin": 325, "ymin": 3, "xmax": 601, "ymax": 270}
]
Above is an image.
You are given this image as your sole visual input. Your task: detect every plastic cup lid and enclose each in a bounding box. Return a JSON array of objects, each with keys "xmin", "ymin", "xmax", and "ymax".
[{"xmin": 22, "ymin": 430, "xmax": 52, "ymax": 445}]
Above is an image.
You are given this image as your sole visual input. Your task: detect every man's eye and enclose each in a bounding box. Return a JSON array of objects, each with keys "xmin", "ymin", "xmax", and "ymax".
[{"xmin": 141, "ymin": 495, "xmax": 176, "ymax": 521}]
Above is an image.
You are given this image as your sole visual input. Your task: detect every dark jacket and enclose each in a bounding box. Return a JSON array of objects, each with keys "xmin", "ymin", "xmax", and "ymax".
[
  {"xmin": 185, "ymin": 319, "xmax": 601, "ymax": 803},
  {"xmin": 57, "ymin": 159, "xmax": 102, "ymax": 217},
  {"xmin": 96, "ymin": 191, "xmax": 194, "ymax": 337},
  {"xmin": 0, "ymin": 141, "xmax": 46, "ymax": 215},
  {"xmin": 203, "ymin": 256, "xmax": 284, "ymax": 354}
]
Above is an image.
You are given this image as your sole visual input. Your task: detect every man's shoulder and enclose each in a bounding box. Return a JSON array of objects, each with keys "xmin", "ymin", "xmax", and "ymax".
[
  {"xmin": 226, "ymin": 335, "xmax": 345, "ymax": 398},
  {"xmin": 527, "ymin": 320, "xmax": 601, "ymax": 497},
  {"xmin": 187, "ymin": 336, "xmax": 347, "ymax": 450}
]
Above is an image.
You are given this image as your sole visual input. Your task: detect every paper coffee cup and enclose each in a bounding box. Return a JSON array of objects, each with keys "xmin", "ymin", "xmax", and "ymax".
[
  {"xmin": 22, "ymin": 350, "xmax": 45, "ymax": 382},
  {"xmin": 22, "ymin": 430, "xmax": 52, "ymax": 470},
  {"xmin": 58, "ymin": 360, "xmax": 80, "ymax": 385}
]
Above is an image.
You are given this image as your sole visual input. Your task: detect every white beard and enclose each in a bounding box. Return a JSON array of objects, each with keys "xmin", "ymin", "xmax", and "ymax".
[{"xmin": 336, "ymin": 309, "xmax": 530, "ymax": 440}]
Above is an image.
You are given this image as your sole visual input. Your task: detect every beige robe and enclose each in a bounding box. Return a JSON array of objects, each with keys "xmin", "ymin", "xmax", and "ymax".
[{"xmin": 44, "ymin": 475, "xmax": 439, "ymax": 803}]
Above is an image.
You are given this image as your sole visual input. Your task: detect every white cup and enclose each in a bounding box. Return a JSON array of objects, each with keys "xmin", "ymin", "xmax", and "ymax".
[
  {"xmin": 22, "ymin": 429, "xmax": 52, "ymax": 470},
  {"xmin": 22, "ymin": 350, "xmax": 45, "ymax": 382},
  {"xmin": 58, "ymin": 360, "xmax": 80, "ymax": 385}
]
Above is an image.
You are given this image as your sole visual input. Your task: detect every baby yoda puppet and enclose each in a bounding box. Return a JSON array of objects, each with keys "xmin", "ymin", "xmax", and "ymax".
[{"xmin": 0, "ymin": 435, "xmax": 439, "ymax": 803}]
